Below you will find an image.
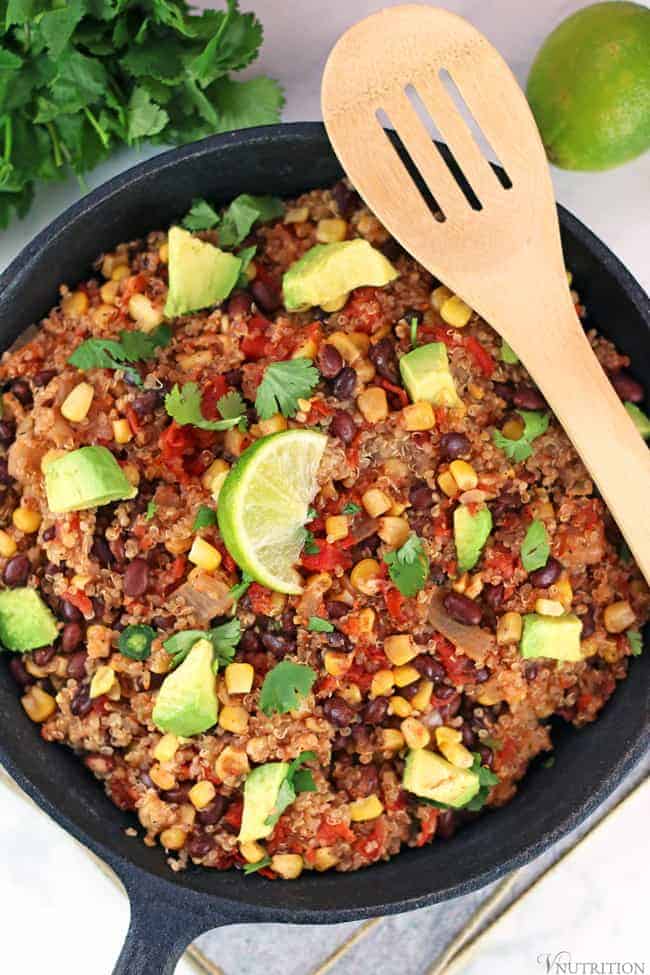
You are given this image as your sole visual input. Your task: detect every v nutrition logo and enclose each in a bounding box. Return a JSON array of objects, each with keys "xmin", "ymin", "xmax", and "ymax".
[{"xmin": 537, "ymin": 952, "xmax": 645, "ymax": 975}]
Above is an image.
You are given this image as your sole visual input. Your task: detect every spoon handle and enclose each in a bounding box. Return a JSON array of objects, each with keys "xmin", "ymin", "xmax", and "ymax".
[{"xmin": 508, "ymin": 288, "xmax": 650, "ymax": 585}]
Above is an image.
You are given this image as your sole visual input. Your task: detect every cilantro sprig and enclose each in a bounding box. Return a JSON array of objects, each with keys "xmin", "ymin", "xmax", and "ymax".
[
  {"xmin": 163, "ymin": 620, "xmax": 241, "ymax": 671},
  {"xmin": 255, "ymin": 359, "xmax": 320, "ymax": 420},
  {"xmin": 181, "ymin": 194, "xmax": 283, "ymax": 247},
  {"xmin": 520, "ymin": 520, "xmax": 550, "ymax": 573},
  {"xmin": 193, "ymin": 505, "xmax": 218, "ymax": 531},
  {"xmin": 229, "ymin": 571, "xmax": 253, "ymax": 606},
  {"xmin": 492, "ymin": 410, "xmax": 549, "ymax": 462},
  {"xmin": 383, "ymin": 533, "xmax": 429, "ymax": 598},
  {"xmin": 165, "ymin": 382, "xmax": 245, "ymax": 430},
  {"xmin": 259, "ymin": 661, "xmax": 317, "ymax": 716},
  {"xmin": 308, "ymin": 616, "xmax": 334, "ymax": 633},
  {"xmin": 68, "ymin": 325, "xmax": 171, "ymax": 386},
  {"xmin": 243, "ymin": 855, "xmax": 272, "ymax": 875},
  {"xmin": 264, "ymin": 751, "xmax": 317, "ymax": 829}
]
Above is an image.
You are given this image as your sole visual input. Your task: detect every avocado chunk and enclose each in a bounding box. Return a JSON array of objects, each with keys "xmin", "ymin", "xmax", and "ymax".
[
  {"xmin": 520, "ymin": 613, "xmax": 583, "ymax": 662},
  {"xmin": 282, "ymin": 239, "xmax": 398, "ymax": 311},
  {"xmin": 399, "ymin": 342, "xmax": 460, "ymax": 407},
  {"xmin": 164, "ymin": 226, "xmax": 241, "ymax": 318},
  {"xmin": 238, "ymin": 761, "xmax": 290, "ymax": 843},
  {"xmin": 625, "ymin": 402, "xmax": 650, "ymax": 439},
  {"xmin": 403, "ymin": 749, "xmax": 479, "ymax": 808},
  {"xmin": 454, "ymin": 506, "xmax": 492, "ymax": 573},
  {"xmin": 152, "ymin": 639, "xmax": 218, "ymax": 737},
  {"xmin": 0, "ymin": 588, "xmax": 58, "ymax": 651},
  {"xmin": 45, "ymin": 446, "xmax": 137, "ymax": 514}
]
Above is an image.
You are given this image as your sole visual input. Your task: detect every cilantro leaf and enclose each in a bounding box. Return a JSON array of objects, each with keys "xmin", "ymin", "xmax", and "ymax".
[
  {"xmin": 145, "ymin": 499, "xmax": 157, "ymax": 521},
  {"xmin": 163, "ymin": 619, "xmax": 240, "ymax": 669},
  {"xmin": 68, "ymin": 326, "xmax": 171, "ymax": 387},
  {"xmin": 236, "ymin": 244, "xmax": 257, "ymax": 287},
  {"xmin": 255, "ymin": 359, "xmax": 320, "ymax": 420},
  {"xmin": 182, "ymin": 197, "xmax": 220, "ymax": 231},
  {"xmin": 217, "ymin": 390, "xmax": 248, "ymax": 430},
  {"xmin": 302, "ymin": 529, "xmax": 320, "ymax": 555},
  {"xmin": 127, "ymin": 86, "xmax": 169, "ymax": 142},
  {"xmin": 308, "ymin": 616, "xmax": 334, "ymax": 633},
  {"xmin": 243, "ymin": 855, "xmax": 271, "ymax": 875},
  {"xmin": 625, "ymin": 402, "xmax": 650, "ymax": 439},
  {"xmin": 218, "ymin": 193, "xmax": 283, "ymax": 248},
  {"xmin": 627, "ymin": 630, "xmax": 643, "ymax": 656},
  {"xmin": 492, "ymin": 410, "xmax": 549, "ymax": 462},
  {"xmin": 193, "ymin": 505, "xmax": 217, "ymax": 531},
  {"xmin": 264, "ymin": 751, "xmax": 317, "ymax": 829},
  {"xmin": 229, "ymin": 571, "xmax": 253, "ymax": 606},
  {"xmin": 500, "ymin": 340, "xmax": 519, "ymax": 364},
  {"xmin": 259, "ymin": 661, "xmax": 317, "ymax": 716},
  {"xmin": 165, "ymin": 382, "xmax": 243, "ymax": 430},
  {"xmin": 342, "ymin": 502, "xmax": 361, "ymax": 515},
  {"xmin": 520, "ymin": 520, "xmax": 550, "ymax": 573},
  {"xmin": 383, "ymin": 533, "xmax": 429, "ymax": 598}
]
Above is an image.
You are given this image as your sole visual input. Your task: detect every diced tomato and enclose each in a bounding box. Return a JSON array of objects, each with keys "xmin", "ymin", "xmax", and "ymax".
[
  {"xmin": 241, "ymin": 315, "xmax": 271, "ymax": 360},
  {"xmin": 463, "ymin": 336, "xmax": 495, "ymax": 378},
  {"xmin": 377, "ymin": 376, "xmax": 409, "ymax": 408},
  {"xmin": 343, "ymin": 286, "xmax": 384, "ymax": 333},
  {"xmin": 431, "ymin": 324, "xmax": 463, "ymax": 349},
  {"xmin": 168, "ymin": 556, "xmax": 187, "ymax": 585},
  {"xmin": 383, "ymin": 586, "xmax": 405, "ymax": 622},
  {"xmin": 62, "ymin": 589, "xmax": 93, "ymax": 619},
  {"xmin": 415, "ymin": 807, "xmax": 438, "ymax": 847},
  {"xmin": 223, "ymin": 800, "xmax": 243, "ymax": 830},
  {"xmin": 434, "ymin": 635, "xmax": 475, "ymax": 684},
  {"xmin": 201, "ymin": 375, "xmax": 229, "ymax": 421},
  {"xmin": 314, "ymin": 675, "xmax": 339, "ymax": 696},
  {"xmin": 432, "ymin": 510, "xmax": 452, "ymax": 539},
  {"xmin": 317, "ymin": 820, "xmax": 355, "ymax": 846},
  {"xmin": 215, "ymin": 544, "xmax": 237, "ymax": 575},
  {"xmin": 385, "ymin": 789, "xmax": 408, "ymax": 812},
  {"xmin": 120, "ymin": 273, "xmax": 146, "ymax": 302},
  {"xmin": 353, "ymin": 818, "xmax": 387, "ymax": 861},
  {"xmin": 494, "ymin": 737, "xmax": 517, "ymax": 771},
  {"xmin": 301, "ymin": 540, "xmax": 353, "ymax": 572},
  {"xmin": 344, "ymin": 662, "xmax": 374, "ymax": 691},
  {"xmin": 484, "ymin": 545, "xmax": 517, "ymax": 579},
  {"xmin": 126, "ymin": 405, "xmax": 141, "ymax": 434},
  {"xmin": 307, "ymin": 398, "xmax": 333, "ymax": 423},
  {"xmin": 248, "ymin": 582, "xmax": 277, "ymax": 616},
  {"xmin": 257, "ymin": 867, "xmax": 277, "ymax": 880}
]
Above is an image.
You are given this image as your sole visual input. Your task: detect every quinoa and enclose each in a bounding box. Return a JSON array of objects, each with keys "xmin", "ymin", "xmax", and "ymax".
[{"xmin": 2, "ymin": 180, "xmax": 648, "ymax": 878}]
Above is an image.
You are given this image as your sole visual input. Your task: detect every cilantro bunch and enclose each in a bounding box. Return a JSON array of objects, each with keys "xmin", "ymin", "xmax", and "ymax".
[{"xmin": 0, "ymin": 0, "xmax": 283, "ymax": 227}]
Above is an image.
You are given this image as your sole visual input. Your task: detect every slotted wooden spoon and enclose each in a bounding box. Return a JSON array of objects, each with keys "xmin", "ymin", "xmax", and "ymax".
[{"xmin": 322, "ymin": 4, "xmax": 650, "ymax": 583}]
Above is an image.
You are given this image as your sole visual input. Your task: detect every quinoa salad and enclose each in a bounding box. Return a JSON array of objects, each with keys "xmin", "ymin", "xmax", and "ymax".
[{"xmin": 1, "ymin": 180, "xmax": 648, "ymax": 880}]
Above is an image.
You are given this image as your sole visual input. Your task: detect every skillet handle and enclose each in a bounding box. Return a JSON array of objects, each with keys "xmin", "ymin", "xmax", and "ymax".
[{"xmin": 113, "ymin": 885, "xmax": 230, "ymax": 975}]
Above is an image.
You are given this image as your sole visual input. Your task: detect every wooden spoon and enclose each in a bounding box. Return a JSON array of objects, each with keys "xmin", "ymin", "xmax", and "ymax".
[{"xmin": 322, "ymin": 4, "xmax": 650, "ymax": 583}]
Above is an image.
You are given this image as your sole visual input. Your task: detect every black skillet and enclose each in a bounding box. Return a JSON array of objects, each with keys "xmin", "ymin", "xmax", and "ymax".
[{"xmin": 0, "ymin": 124, "xmax": 648, "ymax": 975}]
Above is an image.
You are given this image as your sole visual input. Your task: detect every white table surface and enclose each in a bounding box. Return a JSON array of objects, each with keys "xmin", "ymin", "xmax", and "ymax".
[{"xmin": 1, "ymin": 2, "xmax": 648, "ymax": 973}]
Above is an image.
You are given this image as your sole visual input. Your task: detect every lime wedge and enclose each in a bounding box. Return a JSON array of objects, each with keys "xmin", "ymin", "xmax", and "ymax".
[{"xmin": 217, "ymin": 430, "xmax": 327, "ymax": 594}]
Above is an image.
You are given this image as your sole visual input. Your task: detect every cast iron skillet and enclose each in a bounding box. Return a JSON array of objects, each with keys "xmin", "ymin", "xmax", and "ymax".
[{"xmin": 0, "ymin": 123, "xmax": 648, "ymax": 975}]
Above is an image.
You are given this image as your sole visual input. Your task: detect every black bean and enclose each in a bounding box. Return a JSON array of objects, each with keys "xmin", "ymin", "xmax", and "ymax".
[
  {"xmin": 261, "ymin": 632, "xmax": 290, "ymax": 655},
  {"xmin": 492, "ymin": 382, "xmax": 514, "ymax": 402},
  {"xmin": 409, "ymin": 481, "xmax": 432, "ymax": 510},
  {"xmin": 490, "ymin": 491, "xmax": 521, "ymax": 522},
  {"xmin": 124, "ymin": 368, "xmax": 143, "ymax": 388},
  {"xmin": 0, "ymin": 458, "xmax": 13, "ymax": 485},
  {"xmin": 33, "ymin": 369, "xmax": 56, "ymax": 388},
  {"xmin": 66, "ymin": 652, "xmax": 88, "ymax": 680},
  {"xmin": 131, "ymin": 390, "xmax": 161, "ymax": 419},
  {"xmin": 240, "ymin": 629, "xmax": 262, "ymax": 653},
  {"xmin": 224, "ymin": 368, "xmax": 243, "ymax": 388},
  {"xmin": 436, "ymin": 810, "xmax": 458, "ymax": 839},
  {"xmin": 187, "ymin": 834, "xmax": 214, "ymax": 859},
  {"xmin": 42, "ymin": 525, "xmax": 56, "ymax": 542},
  {"xmin": 435, "ymin": 684, "xmax": 456, "ymax": 700},
  {"xmin": 439, "ymin": 432, "xmax": 471, "ymax": 460},
  {"xmin": 443, "ymin": 591, "xmax": 482, "ymax": 626},
  {"xmin": 318, "ymin": 343, "xmax": 344, "ymax": 379},
  {"xmin": 380, "ymin": 239, "xmax": 401, "ymax": 261},
  {"xmin": 529, "ymin": 557, "xmax": 562, "ymax": 588},
  {"xmin": 513, "ymin": 385, "xmax": 546, "ymax": 410},
  {"xmin": 368, "ymin": 337, "xmax": 399, "ymax": 383},
  {"xmin": 124, "ymin": 558, "xmax": 149, "ymax": 598},
  {"xmin": 329, "ymin": 410, "xmax": 356, "ymax": 443},
  {"xmin": 609, "ymin": 369, "xmax": 644, "ymax": 403},
  {"xmin": 62, "ymin": 622, "xmax": 84, "ymax": 653},
  {"xmin": 474, "ymin": 667, "xmax": 490, "ymax": 683},
  {"xmin": 429, "ymin": 563, "xmax": 447, "ymax": 586},
  {"xmin": 92, "ymin": 536, "xmax": 114, "ymax": 568},
  {"xmin": 227, "ymin": 292, "xmax": 252, "ymax": 318},
  {"xmin": 482, "ymin": 607, "xmax": 497, "ymax": 633},
  {"xmin": 61, "ymin": 599, "xmax": 82, "ymax": 622},
  {"xmin": 162, "ymin": 784, "xmax": 191, "ymax": 804},
  {"xmin": 413, "ymin": 655, "xmax": 446, "ymax": 682},
  {"xmin": 331, "ymin": 366, "xmax": 356, "ymax": 400},
  {"xmin": 438, "ymin": 692, "xmax": 462, "ymax": 722},
  {"xmin": 580, "ymin": 608, "xmax": 595, "ymax": 639},
  {"xmin": 483, "ymin": 583, "xmax": 504, "ymax": 611},
  {"xmin": 362, "ymin": 697, "xmax": 388, "ymax": 724},
  {"xmin": 44, "ymin": 561, "xmax": 61, "ymax": 577},
  {"xmin": 3, "ymin": 555, "xmax": 30, "ymax": 587},
  {"xmin": 402, "ymin": 308, "xmax": 423, "ymax": 327},
  {"xmin": 9, "ymin": 656, "xmax": 32, "ymax": 687},
  {"xmin": 327, "ymin": 600, "xmax": 349, "ymax": 620},
  {"xmin": 0, "ymin": 420, "xmax": 15, "ymax": 447},
  {"xmin": 524, "ymin": 661, "xmax": 539, "ymax": 681},
  {"xmin": 10, "ymin": 379, "xmax": 32, "ymax": 407},
  {"xmin": 323, "ymin": 695, "xmax": 356, "ymax": 727},
  {"xmin": 33, "ymin": 645, "xmax": 55, "ymax": 667},
  {"xmin": 332, "ymin": 180, "xmax": 358, "ymax": 217},
  {"xmin": 478, "ymin": 746, "xmax": 494, "ymax": 769},
  {"xmin": 197, "ymin": 795, "xmax": 228, "ymax": 826},
  {"xmin": 461, "ymin": 724, "xmax": 477, "ymax": 749},
  {"xmin": 251, "ymin": 279, "xmax": 282, "ymax": 314},
  {"xmin": 326, "ymin": 630, "xmax": 352, "ymax": 652},
  {"xmin": 70, "ymin": 684, "xmax": 92, "ymax": 716}
]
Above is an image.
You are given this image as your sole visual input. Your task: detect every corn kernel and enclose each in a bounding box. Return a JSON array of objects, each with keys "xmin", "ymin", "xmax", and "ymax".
[
  {"xmin": 160, "ymin": 827, "xmax": 186, "ymax": 850},
  {"xmin": 603, "ymin": 600, "xmax": 636, "ymax": 634},
  {"xmin": 224, "ymin": 427, "xmax": 245, "ymax": 457},
  {"xmin": 271, "ymin": 853, "xmax": 303, "ymax": 879},
  {"xmin": 316, "ymin": 218, "xmax": 347, "ymax": 243},
  {"xmin": 225, "ymin": 662, "xmax": 254, "ymax": 695},
  {"xmin": 113, "ymin": 418, "xmax": 133, "ymax": 445},
  {"xmin": 440, "ymin": 295, "xmax": 472, "ymax": 328},
  {"xmin": 350, "ymin": 558, "xmax": 382, "ymax": 595},
  {"xmin": 431, "ymin": 285, "xmax": 453, "ymax": 311},
  {"xmin": 384, "ymin": 634, "xmax": 416, "ymax": 666},
  {"xmin": 149, "ymin": 764, "xmax": 176, "ymax": 791},
  {"xmin": 370, "ymin": 669, "xmax": 395, "ymax": 698},
  {"xmin": 128, "ymin": 293, "xmax": 164, "ymax": 332},
  {"xmin": 188, "ymin": 537, "xmax": 222, "ymax": 572},
  {"xmin": 21, "ymin": 686, "xmax": 56, "ymax": 723},
  {"xmin": 61, "ymin": 382, "xmax": 94, "ymax": 423},
  {"xmin": 496, "ymin": 611, "xmax": 523, "ymax": 644},
  {"xmin": 356, "ymin": 386, "xmax": 388, "ymax": 424},
  {"xmin": 410, "ymin": 679, "xmax": 433, "ymax": 712},
  {"xmin": 393, "ymin": 664, "xmax": 420, "ymax": 688},
  {"xmin": 476, "ymin": 686, "xmax": 501, "ymax": 706},
  {"xmin": 257, "ymin": 413, "xmax": 288, "ymax": 436},
  {"xmin": 401, "ymin": 401, "xmax": 435, "ymax": 431},
  {"xmin": 535, "ymin": 598, "xmax": 565, "ymax": 617},
  {"xmin": 377, "ymin": 515, "xmax": 410, "ymax": 549},
  {"xmin": 326, "ymin": 331, "xmax": 361, "ymax": 362},
  {"xmin": 325, "ymin": 515, "xmax": 349, "ymax": 543},
  {"xmin": 215, "ymin": 745, "xmax": 249, "ymax": 782},
  {"xmin": 12, "ymin": 506, "xmax": 41, "ymax": 534},
  {"xmin": 354, "ymin": 607, "xmax": 376, "ymax": 636},
  {"xmin": 284, "ymin": 206, "xmax": 309, "ymax": 224},
  {"xmin": 25, "ymin": 658, "xmax": 49, "ymax": 679},
  {"xmin": 388, "ymin": 695, "xmax": 412, "ymax": 718},
  {"xmin": 89, "ymin": 665, "xmax": 116, "ymax": 699},
  {"xmin": 502, "ymin": 416, "xmax": 525, "ymax": 440},
  {"xmin": 292, "ymin": 336, "xmax": 318, "ymax": 359},
  {"xmin": 437, "ymin": 469, "xmax": 459, "ymax": 497},
  {"xmin": 435, "ymin": 726, "xmax": 473, "ymax": 768},
  {"xmin": 91, "ymin": 303, "xmax": 116, "ymax": 328},
  {"xmin": 361, "ymin": 487, "xmax": 392, "ymax": 517},
  {"xmin": 100, "ymin": 280, "xmax": 120, "ymax": 305},
  {"xmin": 188, "ymin": 780, "xmax": 217, "ymax": 810},
  {"xmin": 340, "ymin": 683, "xmax": 362, "ymax": 706},
  {"xmin": 401, "ymin": 716, "xmax": 430, "ymax": 750},
  {"xmin": 324, "ymin": 650, "xmax": 352, "ymax": 678},
  {"xmin": 349, "ymin": 795, "xmax": 384, "ymax": 822},
  {"xmin": 158, "ymin": 242, "xmax": 169, "ymax": 263},
  {"xmin": 154, "ymin": 733, "xmax": 179, "ymax": 764},
  {"xmin": 219, "ymin": 704, "xmax": 249, "ymax": 734},
  {"xmin": 313, "ymin": 847, "xmax": 339, "ymax": 871},
  {"xmin": 449, "ymin": 460, "xmax": 478, "ymax": 491},
  {"xmin": 62, "ymin": 290, "xmax": 89, "ymax": 316},
  {"xmin": 240, "ymin": 839, "xmax": 267, "ymax": 864},
  {"xmin": 355, "ymin": 357, "xmax": 376, "ymax": 385},
  {"xmin": 349, "ymin": 332, "xmax": 371, "ymax": 355},
  {"xmin": 381, "ymin": 728, "xmax": 406, "ymax": 751},
  {"xmin": 111, "ymin": 263, "xmax": 130, "ymax": 281},
  {"xmin": 0, "ymin": 529, "xmax": 17, "ymax": 558},
  {"xmin": 554, "ymin": 574, "xmax": 573, "ymax": 609}
]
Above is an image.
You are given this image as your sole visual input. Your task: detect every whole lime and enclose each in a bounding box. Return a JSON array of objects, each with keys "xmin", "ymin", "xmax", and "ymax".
[{"xmin": 527, "ymin": 1, "xmax": 650, "ymax": 170}]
